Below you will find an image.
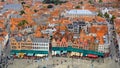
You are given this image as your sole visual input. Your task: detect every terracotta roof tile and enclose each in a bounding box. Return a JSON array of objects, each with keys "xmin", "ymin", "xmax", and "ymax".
[
  {"xmin": 0, "ymin": 37, "xmax": 3, "ymax": 41},
  {"xmin": 0, "ymin": 21, "xmax": 5, "ymax": 29},
  {"xmin": 11, "ymin": 25, "xmax": 16, "ymax": 31},
  {"xmin": 51, "ymin": 9, "xmax": 60, "ymax": 17},
  {"xmin": 34, "ymin": 31, "xmax": 42, "ymax": 38},
  {"xmin": 95, "ymin": 16, "xmax": 106, "ymax": 22},
  {"xmin": 60, "ymin": 37, "xmax": 68, "ymax": 47}
]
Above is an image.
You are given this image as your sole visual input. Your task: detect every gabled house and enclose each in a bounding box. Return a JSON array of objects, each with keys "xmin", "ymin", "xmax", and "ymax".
[
  {"xmin": 52, "ymin": 39, "xmax": 57, "ymax": 47},
  {"xmin": 60, "ymin": 37, "xmax": 68, "ymax": 47}
]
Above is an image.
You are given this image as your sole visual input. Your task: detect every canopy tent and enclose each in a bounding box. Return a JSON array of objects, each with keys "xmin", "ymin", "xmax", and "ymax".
[
  {"xmin": 35, "ymin": 54, "xmax": 48, "ymax": 57},
  {"xmin": 61, "ymin": 51, "xmax": 67, "ymax": 54},
  {"xmin": 56, "ymin": 51, "xmax": 61, "ymax": 55},
  {"xmin": 27, "ymin": 53, "xmax": 34, "ymax": 56},
  {"xmin": 52, "ymin": 46, "xmax": 104, "ymax": 57},
  {"xmin": 87, "ymin": 54, "xmax": 98, "ymax": 58}
]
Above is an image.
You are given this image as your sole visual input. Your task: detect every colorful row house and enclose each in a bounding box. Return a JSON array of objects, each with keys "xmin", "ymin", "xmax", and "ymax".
[
  {"xmin": 10, "ymin": 36, "xmax": 49, "ymax": 58},
  {"xmin": 51, "ymin": 30, "xmax": 104, "ymax": 58}
]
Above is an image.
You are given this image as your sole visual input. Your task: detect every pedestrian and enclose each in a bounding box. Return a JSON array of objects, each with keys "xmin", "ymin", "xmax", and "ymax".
[
  {"xmin": 27, "ymin": 61, "xmax": 29, "ymax": 63},
  {"xmin": 110, "ymin": 54, "xmax": 112, "ymax": 59}
]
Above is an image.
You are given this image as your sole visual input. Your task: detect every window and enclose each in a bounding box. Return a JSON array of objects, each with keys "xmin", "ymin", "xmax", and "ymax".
[
  {"xmin": 18, "ymin": 43, "xmax": 20, "ymax": 45},
  {"xmin": 18, "ymin": 46, "xmax": 20, "ymax": 48},
  {"xmin": 12, "ymin": 46, "xmax": 16, "ymax": 49},
  {"xmin": 46, "ymin": 47, "xmax": 48, "ymax": 49},
  {"xmin": 11, "ymin": 43, "xmax": 15, "ymax": 45}
]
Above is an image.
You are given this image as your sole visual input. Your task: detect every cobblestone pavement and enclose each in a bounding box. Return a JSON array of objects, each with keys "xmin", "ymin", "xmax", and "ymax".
[{"xmin": 7, "ymin": 57, "xmax": 120, "ymax": 68}]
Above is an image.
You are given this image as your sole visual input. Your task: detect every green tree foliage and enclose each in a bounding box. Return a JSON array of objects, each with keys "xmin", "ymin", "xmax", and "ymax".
[
  {"xmin": 99, "ymin": 0, "xmax": 103, "ymax": 3},
  {"xmin": 89, "ymin": 0, "xmax": 94, "ymax": 4},
  {"xmin": 97, "ymin": 11, "xmax": 103, "ymax": 17},
  {"xmin": 21, "ymin": 1, "xmax": 26, "ymax": 5},
  {"xmin": 47, "ymin": 4, "xmax": 53, "ymax": 8},
  {"xmin": 1, "ymin": 0, "xmax": 4, "ymax": 2},
  {"xmin": 34, "ymin": 9, "xmax": 38, "ymax": 13},
  {"xmin": 110, "ymin": 15, "xmax": 116, "ymax": 22},
  {"xmin": 75, "ymin": 6, "xmax": 80, "ymax": 9},
  {"xmin": 43, "ymin": 0, "xmax": 67, "ymax": 5},
  {"xmin": 104, "ymin": 12, "xmax": 109, "ymax": 18},
  {"xmin": 18, "ymin": 20, "xmax": 28, "ymax": 26},
  {"xmin": 25, "ymin": 5, "xmax": 30, "ymax": 8},
  {"xmin": 79, "ymin": 1, "xmax": 83, "ymax": 4},
  {"xmin": 20, "ymin": 10, "xmax": 25, "ymax": 15}
]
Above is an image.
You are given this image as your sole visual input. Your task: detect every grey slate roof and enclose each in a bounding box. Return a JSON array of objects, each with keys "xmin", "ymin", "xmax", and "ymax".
[
  {"xmin": 10, "ymin": 14, "xmax": 22, "ymax": 18},
  {"xmin": 15, "ymin": 36, "xmax": 22, "ymax": 42},
  {"xmin": 31, "ymin": 38, "xmax": 49, "ymax": 43},
  {"xmin": 3, "ymin": 4, "xmax": 22, "ymax": 11}
]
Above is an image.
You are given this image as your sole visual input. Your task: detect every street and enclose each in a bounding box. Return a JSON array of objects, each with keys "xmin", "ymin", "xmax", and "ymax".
[{"xmin": 107, "ymin": 20, "xmax": 120, "ymax": 63}]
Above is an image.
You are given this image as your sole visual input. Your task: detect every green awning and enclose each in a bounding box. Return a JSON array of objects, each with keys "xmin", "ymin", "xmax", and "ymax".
[
  {"xmin": 52, "ymin": 46, "xmax": 104, "ymax": 56},
  {"xmin": 52, "ymin": 47, "xmax": 68, "ymax": 51},
  {"xmin": 11, "ymin": 50, "xmax": 21, "ymax": 53},
  {"xmin": 10, "ymin": 50, "xmax": 49, "ymax": 55}
]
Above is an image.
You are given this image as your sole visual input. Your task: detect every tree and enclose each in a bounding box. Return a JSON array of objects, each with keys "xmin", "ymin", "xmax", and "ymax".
[
  {"xmin": 99, "ymin": 0, "xmax": 103, "ymax": 3},
  {"xmin": 34, "ymin": 9, "xmax": 38, "ymax": 13},
  {"xmin": 1, "ymin": 0, "xmax": 4, "ymax": 2},
  {"xmin": 20, "ymin": 10, "xmax": 25, "ymax": 15},
  {"xmin": 18, "ymin": 20, "xmax": 28, "ymax": 26},
  {"xmin": 47, "ymin": 5, "xmax": 53, "ymax": 8},
  {"xmin": 75, "ymin": 6, "xmax": 80, "ymax": 9},
  {"xmin": 110, "ymin": 15, "xmax": 116, "ymax": 22},
  {"xmin": 80, "ymin": 1, "xmax": 83, "ymax": 4},
  {"xmin": 21, "ymin": 2, "xmax": 26, "ymax": 5},
  {"xmin": 43, "ymin": 0, "xmax": 67, "ymax": 5},
  {"xmin": 97, "ymin": 11, "xmax": 103, "ymax": 17},
  {"xmin": 89, "ymin": 0, "xmax": 92, "ymax": 4},
  {"xmin": 26, "ymin": 6, "xmax": 30, "ymax": 8},
  {"xmin": 104, "ymin": 12, "xmax": 109, "ymax": 19}
]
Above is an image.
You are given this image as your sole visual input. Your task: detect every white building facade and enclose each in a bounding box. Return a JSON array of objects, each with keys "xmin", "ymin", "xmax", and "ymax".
[{"xmin": 62, "ymin": 9, "xmax": 97, "ymax": 18}]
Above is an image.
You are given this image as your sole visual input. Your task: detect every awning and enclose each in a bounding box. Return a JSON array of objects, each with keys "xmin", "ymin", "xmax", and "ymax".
[
  {"xmin": 87, "ymin": 54, "xmax": 98, "ymax": 58},
  {"xmin": 19, "ymin": 53, "xmax": 25, "ymax": 56},
  {"xmin": 56, "ymin": 51, "xmax": 61, "ymax": 55},
  {"xmin": 80, "ymin": 53, "xmax": 83, "ymax": 57},
  {"xmin": 76, "ymin": 52, "xmax": 80, "ymax": 56},
  {"xmin": 62, "ymin": 51, "xmax": 67, "ymax": 54},
  {"xmin": 21, "ymin": 50, "xmax": 48, "ymax": 54},
  {"xmin": 52, "ymin": 46, "xmax": 104, "ymax": 57},
  {"xmin": 35, "ymin": 54, "xmax": 47, "ymax": 57},
  {"xmin": 27, "ymin": 53, "xmax": 34, "ymax": 56},
  {"xmin": 70, "ymin": 52, "xmax": 76, "ymax": 56},
  {"xmin": 52, "ymin": 51, "xmax": 56, "ymax": 55},
  {"xmin": 16, "ymin": 53, "xmax": 19, "ymax": 56}
]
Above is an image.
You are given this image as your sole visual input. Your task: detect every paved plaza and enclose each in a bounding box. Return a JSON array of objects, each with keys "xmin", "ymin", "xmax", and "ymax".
[{"xmin": 7, "ymin": 57, "xmax": 120, "ymax": 68}]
